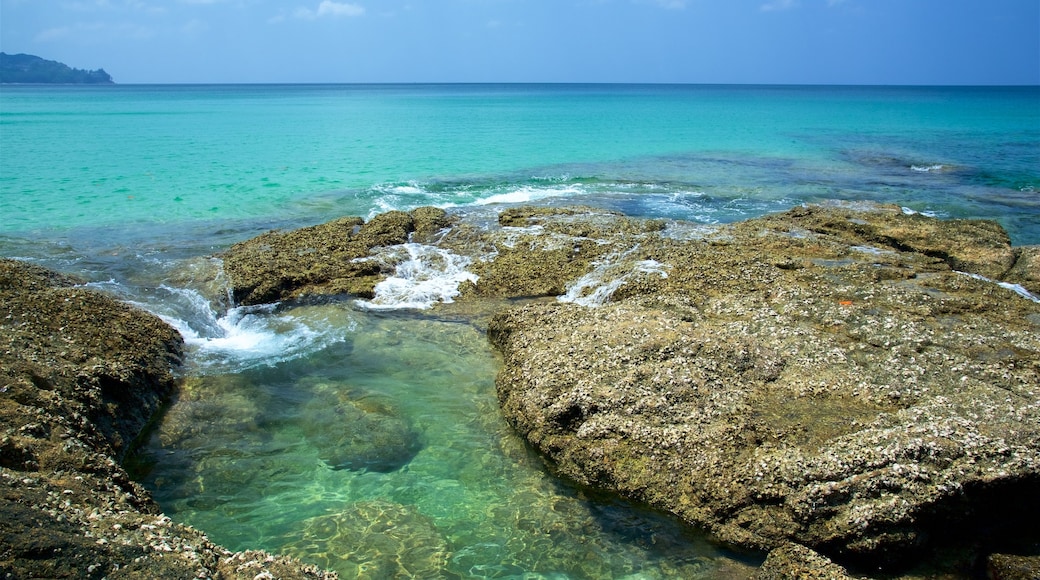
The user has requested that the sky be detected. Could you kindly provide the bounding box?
[1,0,1038,85]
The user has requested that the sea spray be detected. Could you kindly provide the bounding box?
[354,243,478,310]
[128,284,351,374]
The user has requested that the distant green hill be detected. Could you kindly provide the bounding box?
[0,53,113,84]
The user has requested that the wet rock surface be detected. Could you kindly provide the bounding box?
[0,259,335,579]
[223,207,453,306]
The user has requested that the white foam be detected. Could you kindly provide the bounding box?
[474,184,584,206]
[900,207,939,217]
[129,284,347,373]
[355,243,478,310]
[911,164,944,173]
[559,246,671,307]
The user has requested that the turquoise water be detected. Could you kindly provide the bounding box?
[2,84,1039,577]
[3,85,1038,242]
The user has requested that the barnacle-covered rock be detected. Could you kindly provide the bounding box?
[0,259,335,579]
[222,207,454,305]
[485,203,1040,575]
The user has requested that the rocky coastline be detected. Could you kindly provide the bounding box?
[3,201,1039,578]
[0,260,335,578]
[220,202,1040,577]
[476,204,1040,577]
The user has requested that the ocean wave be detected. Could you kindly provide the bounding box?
[473,184,586,206]
[900,206,940,217]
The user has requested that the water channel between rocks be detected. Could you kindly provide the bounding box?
[128,299,761,578]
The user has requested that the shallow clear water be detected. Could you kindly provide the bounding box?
[2,83,1038,577]
[129,303,757,577]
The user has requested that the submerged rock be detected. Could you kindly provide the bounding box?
[300,382,423,472]
[0,259,335,579]
[282,500,450,577]
[483,203,1040,575]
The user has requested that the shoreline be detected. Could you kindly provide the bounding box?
[0,259,335,578]
[3,202,1039,578]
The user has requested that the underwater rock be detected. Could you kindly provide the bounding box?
[283,499,450,577]
[222,207,454,306]
[0,259,335,579]
[301,383,423,472]
[485,204,1040,575]
[156,374,264,449]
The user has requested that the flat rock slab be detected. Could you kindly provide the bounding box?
[484,204,1040,572]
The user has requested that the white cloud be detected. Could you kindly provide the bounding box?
[760,0,798,11]
[295,1,365,19]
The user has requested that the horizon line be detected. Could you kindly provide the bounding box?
[4,80,1039,88]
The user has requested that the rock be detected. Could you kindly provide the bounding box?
[1006,245,1040,297]
[454,206,661,299]
[0,259,335,579]
[155,374,264,450]
[410,205,454,243]
[0,259,182,461]
[763,203,1016,280]
[484,204,1040,574]
[282,500,450,577]
[755,543,854,580]
[300,382,423,472]
[988,553,1040,580]
[222,207,453,306]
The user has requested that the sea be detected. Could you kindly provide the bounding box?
[1,84,1038,578]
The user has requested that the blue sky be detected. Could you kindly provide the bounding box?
[1,0,1038,84]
